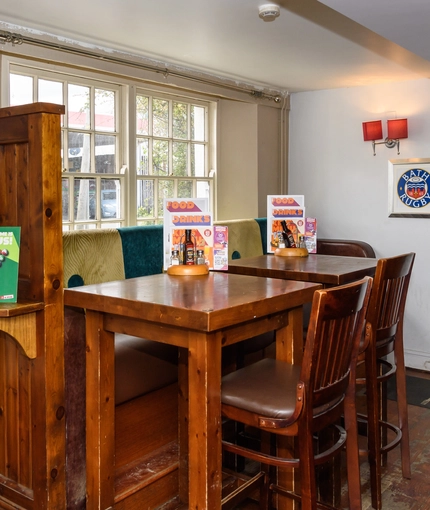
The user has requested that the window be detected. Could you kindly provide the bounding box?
[135,91,212,224]
[10,68,123,230]
[8,60,215,229]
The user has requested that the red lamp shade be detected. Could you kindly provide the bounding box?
[362,120,383,141]
[387,118,408,139]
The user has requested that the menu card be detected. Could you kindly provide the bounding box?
[267,195,305,253]
[163,198,228,270]
[0,227,21,303]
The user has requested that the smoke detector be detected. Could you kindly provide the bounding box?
[258,4,280,22]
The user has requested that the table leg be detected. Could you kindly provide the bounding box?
[187,331,222,509]
[85,311,116,510]
[276,306,304,365]
[178,347,189,504]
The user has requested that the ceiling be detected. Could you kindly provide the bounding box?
[1,0,430,93]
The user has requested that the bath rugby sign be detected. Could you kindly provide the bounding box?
[397,168,430,209]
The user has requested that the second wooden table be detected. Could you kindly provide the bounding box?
[227,253,377,285]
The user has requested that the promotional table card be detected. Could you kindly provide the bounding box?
[267,195,305,253]
[305,217,317,253]
[0,227,21,303]
[163,198,228,270]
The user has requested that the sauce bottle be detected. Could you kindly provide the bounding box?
[184,229,195,265]
[281,220,296,248]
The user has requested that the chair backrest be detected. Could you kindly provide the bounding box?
[301,276,373,412]
[366,252,415,355]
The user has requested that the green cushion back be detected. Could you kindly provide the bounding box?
[118,225,164,278]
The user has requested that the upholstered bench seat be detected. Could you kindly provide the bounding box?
[115,330,275,404]
[115,335,178,405]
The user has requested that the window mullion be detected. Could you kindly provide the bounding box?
[169,99,173,177]
[169,139,173,177]
[188,103,192,177]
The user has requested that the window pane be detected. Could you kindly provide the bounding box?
[137,179,154,218]
[74,178,96,220]
[38,79,63,105]
[196,180,210,200]
[191,143,205,177]
[136,95,149,135]
[191,105,205,141]
[178,180,193,198]
[95,134,116,173]
[10,74,33,105]
[153,98,169,137]
[173,142,187,176]
[76,224,97,231]
[137,139,149,175]
[62,178,70,221]
[95,89,115,132]
[68,132,91,172]
[101,179,119,219]
[153,140,169,175]
[173,102,187,139]
[158,179,174,217]
[68,84,90,129]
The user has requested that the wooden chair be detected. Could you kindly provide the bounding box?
[357,252,415,510]
[221,276,373,510]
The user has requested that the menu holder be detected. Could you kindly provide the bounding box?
[274,247,309,258]
[167,264,209,276]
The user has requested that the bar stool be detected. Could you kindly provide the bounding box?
[357,252,415,510]
[221,276,372,510]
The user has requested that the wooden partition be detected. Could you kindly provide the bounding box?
[0,103,66,509]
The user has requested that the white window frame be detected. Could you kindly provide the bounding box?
[2,54,217,228]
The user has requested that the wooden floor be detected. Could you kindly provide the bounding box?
[234,368,430,509]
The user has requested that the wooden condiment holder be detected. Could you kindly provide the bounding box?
[274,247,309,257]
[167,264,209,275]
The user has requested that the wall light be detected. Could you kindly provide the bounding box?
[362,118,408,156]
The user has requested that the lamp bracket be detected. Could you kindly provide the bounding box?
[384,138,397,149]
[371,137,401,156]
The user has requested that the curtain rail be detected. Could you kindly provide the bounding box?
[0,29,284,103]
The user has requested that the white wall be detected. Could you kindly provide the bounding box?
[217,101,281,220]
[257,105,281,217]
[217,100,259,220]
[289,78,430,370]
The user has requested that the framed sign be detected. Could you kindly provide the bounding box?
[388,158,430,218]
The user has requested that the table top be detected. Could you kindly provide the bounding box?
[227,254,377,285]
[64,272,320,332]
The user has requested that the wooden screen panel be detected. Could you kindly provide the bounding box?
[0,331,33,490]
[0,104,66,509]
[0,143,32,292]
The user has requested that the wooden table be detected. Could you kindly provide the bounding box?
[227,253,377,285]
[64,272,320,509]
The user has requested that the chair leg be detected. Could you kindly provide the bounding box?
[298,432,318,510]
[344,385,363,510]
[394,335,411,480]
[380,373,388,468]
[316,427,341,508]
[365,348,383,510]
[260,467,271,510]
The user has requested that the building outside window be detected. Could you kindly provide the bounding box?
[8,61,215,230]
